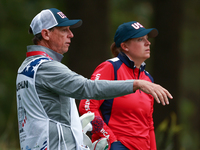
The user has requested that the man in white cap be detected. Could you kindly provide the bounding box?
[16,8,172,150]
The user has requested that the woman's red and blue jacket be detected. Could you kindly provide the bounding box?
[79,52,157,150]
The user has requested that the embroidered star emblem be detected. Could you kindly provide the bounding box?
[39,59,48,64]
[25,64,31,72]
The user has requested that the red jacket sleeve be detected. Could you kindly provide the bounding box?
[79,61,118,143]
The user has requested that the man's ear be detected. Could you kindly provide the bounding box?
[41,29,50,40]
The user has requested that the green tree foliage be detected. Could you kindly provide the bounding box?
[0,0,63,149]
[0,0,199,149]
[179,0,200,149]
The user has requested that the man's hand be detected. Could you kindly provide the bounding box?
[133,80,173,105]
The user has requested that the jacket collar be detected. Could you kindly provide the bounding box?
[117,52,146,71]
[27,45,64,62]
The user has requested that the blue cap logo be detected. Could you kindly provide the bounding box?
[131,22,144,29]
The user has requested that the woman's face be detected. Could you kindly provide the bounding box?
[123,35,151,65]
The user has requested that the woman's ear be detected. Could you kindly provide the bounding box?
[120,42,129,52]
[41,29,50,40]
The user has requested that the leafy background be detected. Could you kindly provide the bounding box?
[0,0,199,149]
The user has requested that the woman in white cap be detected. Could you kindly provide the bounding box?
[79,21,163,150]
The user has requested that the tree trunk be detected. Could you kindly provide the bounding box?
[65,0,110,78]
[64,1,110,114]
[152,0,183,149]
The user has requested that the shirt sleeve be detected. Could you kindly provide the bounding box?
[79,61,118,144]
[35,60,134,100]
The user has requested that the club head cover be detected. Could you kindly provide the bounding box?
[91,116,104,134]
[91,138,108,150]
[83,122,92,133]
[80,112,95,129]
[82,132,92,149]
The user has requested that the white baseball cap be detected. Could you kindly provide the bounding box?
[29,8,82,35]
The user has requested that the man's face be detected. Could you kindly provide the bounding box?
[48,26,74,54]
